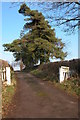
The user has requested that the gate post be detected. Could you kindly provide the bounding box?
[6,67,11,85]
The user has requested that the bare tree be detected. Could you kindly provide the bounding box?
[10,2,80,33]
[44,2,80,33]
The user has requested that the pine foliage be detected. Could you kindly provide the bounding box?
[3,3,67,68]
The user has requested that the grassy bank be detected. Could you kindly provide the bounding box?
[2,71,16,117]
[31,65,80,96]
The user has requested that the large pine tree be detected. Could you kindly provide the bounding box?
[3,3,67,68]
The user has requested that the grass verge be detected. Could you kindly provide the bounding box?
[31,68,80,96]
[2,71,16,117]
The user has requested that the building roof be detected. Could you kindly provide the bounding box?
[0,59,9,68]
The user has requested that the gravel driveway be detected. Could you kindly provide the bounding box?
[6,72,78,118]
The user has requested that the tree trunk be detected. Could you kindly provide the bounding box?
[20,59,23,71]
[40,58,43,65]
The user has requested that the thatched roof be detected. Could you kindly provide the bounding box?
[0,59,9,68]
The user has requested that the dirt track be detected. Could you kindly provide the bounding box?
[6,72,78,118]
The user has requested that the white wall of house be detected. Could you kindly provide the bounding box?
[13,65,20,71]
[12,61,25,71]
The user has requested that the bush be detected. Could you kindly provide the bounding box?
[31,59,80,96]
[59,78,80,96]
